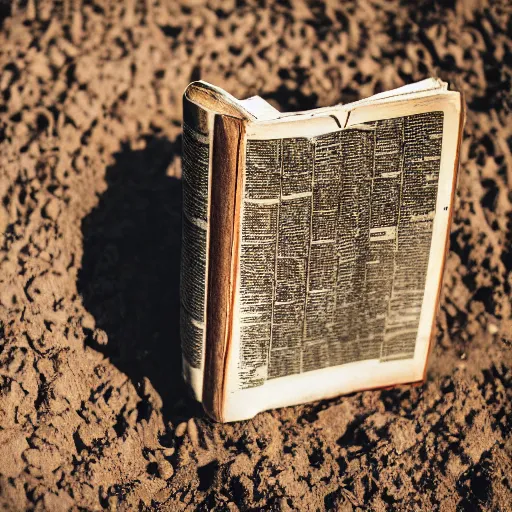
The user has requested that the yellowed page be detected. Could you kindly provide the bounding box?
[220,91,461,422]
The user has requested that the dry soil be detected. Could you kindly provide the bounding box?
[0,1,511,511]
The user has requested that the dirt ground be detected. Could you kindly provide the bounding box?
[0,0,511,510]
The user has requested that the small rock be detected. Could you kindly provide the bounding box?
[488,323,498,335]
[0,70,12,91]
[49,46,66,68]
[187,418,199,447]
[157,459,174,480]
[390,419,417,455]
[93,328,108,345]
[401,59,413,75]
[175,422,187,438]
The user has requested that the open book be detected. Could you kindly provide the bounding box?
[181,78,464,422]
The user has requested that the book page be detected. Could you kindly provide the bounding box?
[222,92,462,421]
[180,100,213,400]
[236,111,443,387]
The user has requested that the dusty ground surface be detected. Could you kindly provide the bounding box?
[0,0,511,510]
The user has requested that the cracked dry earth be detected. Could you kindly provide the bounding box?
[0,0,511,510]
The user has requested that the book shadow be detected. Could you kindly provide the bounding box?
[78,135,203,425]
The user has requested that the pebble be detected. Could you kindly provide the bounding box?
[93,328,108,346]
[49,46,66,68]
[488,323,499,334]
[175,422,187,437]
[158,459,174,480]
[187,418,199,447]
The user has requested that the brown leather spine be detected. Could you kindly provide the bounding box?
[202,115,245,422]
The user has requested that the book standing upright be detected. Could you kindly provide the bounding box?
[180,78,464,422]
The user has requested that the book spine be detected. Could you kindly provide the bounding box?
[202,114,246,422]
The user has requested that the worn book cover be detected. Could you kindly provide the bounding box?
[180,78,464,422]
